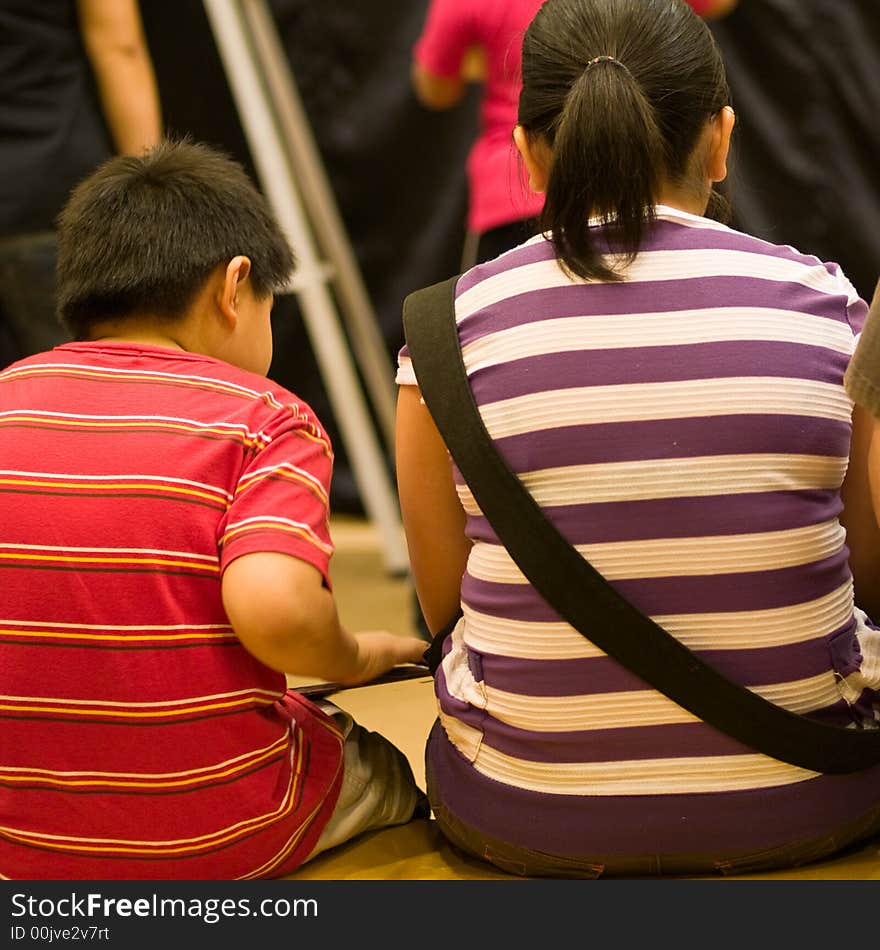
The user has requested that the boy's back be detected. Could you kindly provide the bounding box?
[0,138,427,880]
[0,340,344,878]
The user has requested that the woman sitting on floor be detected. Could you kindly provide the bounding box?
[395,0,880,878]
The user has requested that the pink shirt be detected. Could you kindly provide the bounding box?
[414,0,545,234]
[686,0,718,14]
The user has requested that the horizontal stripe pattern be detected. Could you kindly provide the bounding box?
[0,730,307,857]
[478,377,852,438]
[235,462,329,505]
[477,639,853,698]
[0,619,237,649]
[479,672,846,730]
[0,734,290,793]
[0,342,342,878]
[513,454,845,504]
[220,516,334,556]
[458,584,855,659]
[453,247,858,320]
[465,521,846,582]
[403,207,880,855]
[0,408,271,443]
[0,687,281,723]
[438,711,819,794]
[0,362,333,455]
[0,542,220,576]
[461,310,856,372]
[0,470,232,507]
[456,276,860,342]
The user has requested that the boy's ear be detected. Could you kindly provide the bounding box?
[218,255,252,325]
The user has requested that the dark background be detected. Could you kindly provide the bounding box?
[711,0,880,301]
[139,0,880,512]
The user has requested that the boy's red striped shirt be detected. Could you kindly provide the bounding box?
[0,342,343,880]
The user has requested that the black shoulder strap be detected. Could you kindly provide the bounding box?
[402,275,880,775]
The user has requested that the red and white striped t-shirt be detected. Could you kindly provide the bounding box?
[0,342,344,879]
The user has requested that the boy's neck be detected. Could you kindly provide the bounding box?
[87,316,191,354]
[88,333,189,352]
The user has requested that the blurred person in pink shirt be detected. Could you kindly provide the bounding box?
[687,0,739,18]
[410,2,737,272]
[411,0,546,269]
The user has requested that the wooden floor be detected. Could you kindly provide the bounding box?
[285,516,880,881]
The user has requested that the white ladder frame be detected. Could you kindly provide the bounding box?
[202,0,408,573]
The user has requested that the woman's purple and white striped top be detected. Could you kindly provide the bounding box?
[396,205,880,858]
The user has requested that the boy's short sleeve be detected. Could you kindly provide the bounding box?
[217,408,335,588]
[413,0,478,79]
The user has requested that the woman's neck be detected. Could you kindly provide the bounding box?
[655,179,712,217]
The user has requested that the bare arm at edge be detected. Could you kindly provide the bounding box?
[396,384,472,634]
[77,0,163,155]
[840,404,880,619]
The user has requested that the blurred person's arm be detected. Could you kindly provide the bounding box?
[412,44,485,111]
[77,0,162,155]
[840,405,880,619]
[396,384,472,634]
[411,0,477,111]
[411,61,467,110]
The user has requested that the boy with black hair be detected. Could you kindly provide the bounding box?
[0,138,427,880]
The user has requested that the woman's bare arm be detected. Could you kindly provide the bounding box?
[840,405,880,619]
[77,0,162,155]
[396,384,472,634]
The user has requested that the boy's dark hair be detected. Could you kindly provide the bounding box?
[518,0,730,281]
[56,138,295,338]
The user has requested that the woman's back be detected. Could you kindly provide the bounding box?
[448,206,867,700]
[399,208,880,869]
[397,0,880,876]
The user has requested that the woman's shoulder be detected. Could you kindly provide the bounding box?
[651,207,863,303]
[456,233,555,294]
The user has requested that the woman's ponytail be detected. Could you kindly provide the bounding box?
[542,59,666,281]
[518,0,731,282]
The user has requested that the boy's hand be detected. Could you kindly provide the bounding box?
[338,631,429,687]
